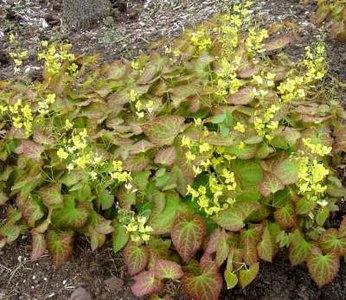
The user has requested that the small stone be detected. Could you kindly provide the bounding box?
[104,276,124,292]
[70,287,92,300]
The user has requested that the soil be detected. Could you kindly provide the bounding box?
[0,0,346,299]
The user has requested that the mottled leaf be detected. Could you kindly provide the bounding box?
[131,269,164,297]
[31,229,46,261]
[154,146,177,166]
[123,242,149,275]
[259,172,285,197]
[47,230,73,267]
[37,183,63,207]
[154,258,184,280]
[239,262,260,288]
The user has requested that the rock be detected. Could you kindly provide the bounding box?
[70,287,92,300]
[104,276,124,292]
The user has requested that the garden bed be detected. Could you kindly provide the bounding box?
[0,0,346,299]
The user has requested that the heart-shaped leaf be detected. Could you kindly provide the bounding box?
[142,115,185,146]
[224,270,238,289]
[131,269,164,297]
[47,230,73,267]
[154,258,184,280]
[259,172,285,197]
[37,183,63,207]
[257,226,274,262]
[319,229,346,256]
[239,262,259,288]
[123,242,149,275]
[289,230,311,266]
[172,214,206,262]
[154,147,177,166]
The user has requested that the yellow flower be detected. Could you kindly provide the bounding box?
[234,122,246,133]
[57,148,69,160]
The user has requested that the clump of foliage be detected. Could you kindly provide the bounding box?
[1,1,346,299]
[302,0,346,41]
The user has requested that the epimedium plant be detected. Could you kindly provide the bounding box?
[1,1,346,299]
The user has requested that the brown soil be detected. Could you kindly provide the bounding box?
[0,0,346,299]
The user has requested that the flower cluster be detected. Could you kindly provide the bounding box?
[38,93,56,115]
[38,42,76,76]
[8,33,29,73]
[129,89,154,119]
[121,213,153,243]
[253,104,280,141]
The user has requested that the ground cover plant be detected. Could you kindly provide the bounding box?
[1,1,346,299]
[301,0,346,41]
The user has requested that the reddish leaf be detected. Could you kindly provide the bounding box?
[307,252,340,288]
[273,158,298,185]
[264,35,296,51]
[123,242,149,275]
[319,229,346,256]
[37,183,63,207]
[142,116,185,146]
[183,263,222,300]
[228,87,255,105]
[122,153,150,172]
[332,126,346,154]
[154,258,184,280]
[129,140,156,155]
[259,172,285,197]
[172,214,206,262]
[30,229,46,261]
[47,230,73,267]
[289,230,311,266]
[274,203,296,229]
[131,269,164,297]
[239,262,260,288]
[15,140,45,162]
[154,147,177,166]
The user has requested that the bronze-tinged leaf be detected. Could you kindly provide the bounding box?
[228,87,255,105]
[171,214,206,262]
[33,129,54,146]
[274,203,296,229]
[131,269,164,297]
[122,153,150,172]
[332,125,346,154]
[31,229,46,261]
[47,230,74,267]
[154,146,177,166]
[264,35,297,51]
[307,251,340,288]
[123,242,149,275]
[154,258,184,280]
[257,226,274,262]
[129,140,155,155]
[15,140,45,162]
[142,115,185,146]
[183,262,222,300]
[103,60,131,80]
[319,228,346,256]
[259,172,285,197]
[37,183,63,207]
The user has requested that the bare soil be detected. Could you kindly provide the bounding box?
[0,0,346,299]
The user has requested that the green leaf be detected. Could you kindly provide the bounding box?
[16,194,45,228]
[123,242,149,275]
[142,115,185,146]
[37,183,63,207]
[132,170,151,192]
[117,185,136,210]
[273,158,298,185]
[51,197,89,229]
[98,189,114,210]
[231,160,263,187]
[112,222,129,253]
[319,229,346,256]
[30,230,46,261]
[148,192,188,234]
[257,226,274,262]
[239,263,259,288]
[171,214,206,262]
[0,224,21,243]
[211,113,226,124]
[259,172,285,197]
[224,270,238,289]
[183,263,222,300]
[131,270,163,297]
[154,258,184,280]
[316,207,330,226]
[307,251,340,288]
[122,153,150,172]
[296,196,316,215]
[47,230,73,267]
[212,201,259,231]
[289,230,311,266]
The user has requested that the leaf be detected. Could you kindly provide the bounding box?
[183,263,222,300]
[117,185,136,210]
[274,203,296,229]
[171,214,206,262]
[112,222,129,253]
[30,229,46,261]
[289,230,311,266]
[154,258,184,280]
[257,226,274,262]
[142,115,185,146]
[98,189,114,210]
[239,262,260,288]
[215,230,230,266]
[319,229,346,256]
[259,172,285,197]
[154,147,177,166]
[37,183,63,207]
[228,87,255,105]
[212,201,259,231]
[148,192,188,234]
[307,252,340,288]
[15,140,45,162]
[224,270,238,289]
[47,230,73,267]
[264,35,296,51]
[131,270,164,297]
[231,160,263,187]
[129,140,156,155]
[51,197,89,229]
[123,242,149,275]
[16,194,45,228]
[122,153,150,172]
[273,158,298,185]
